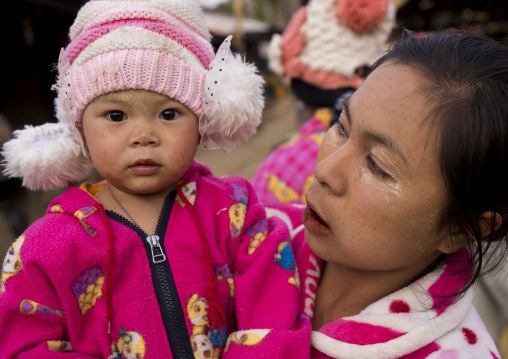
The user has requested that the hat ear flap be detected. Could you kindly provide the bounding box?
[2,123,93,190]
[199,37,265,152]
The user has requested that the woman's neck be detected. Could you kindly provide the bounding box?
[312,257,440,330]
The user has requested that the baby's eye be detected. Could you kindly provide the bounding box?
[160,109,180,121]
[105,111,126,122]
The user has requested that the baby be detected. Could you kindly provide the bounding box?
[0,1,310,358]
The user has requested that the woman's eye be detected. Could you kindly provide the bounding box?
[336,120,348,138]
[367,155,391,180]
[105,111,126,122]
[160,109,180,121]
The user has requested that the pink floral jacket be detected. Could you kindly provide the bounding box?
[0,161,310,359]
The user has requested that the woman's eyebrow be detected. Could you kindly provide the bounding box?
[343,97,409,167]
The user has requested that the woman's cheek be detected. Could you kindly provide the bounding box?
[316,129,344,163]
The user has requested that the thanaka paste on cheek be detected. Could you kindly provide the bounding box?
[370,147,404,181]
[360,166,402,198]
[324,127,342,148]
[410,205,443,252]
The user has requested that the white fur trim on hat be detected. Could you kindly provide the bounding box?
[199,36,265,152]
[1,123,93,191]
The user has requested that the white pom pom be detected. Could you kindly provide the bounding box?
[1,123,93,191]
[267,34,284,77]
[200,38,265,152]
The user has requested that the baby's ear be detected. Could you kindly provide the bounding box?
[437,211,503,254]
[74,122,88,153]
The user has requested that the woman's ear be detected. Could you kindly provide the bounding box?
[437,211,503,254]
[478,211,502,239]
[437,234,466,254]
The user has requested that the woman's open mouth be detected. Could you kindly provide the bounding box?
[302,205,330,235]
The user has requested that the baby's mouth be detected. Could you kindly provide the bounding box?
[131,159,159,167]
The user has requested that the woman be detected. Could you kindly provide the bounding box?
[280,30,508,358]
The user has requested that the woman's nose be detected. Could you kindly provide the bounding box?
[314,144,350,196]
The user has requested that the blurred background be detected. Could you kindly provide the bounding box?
[2,0,508,236]
[1,0,508,354]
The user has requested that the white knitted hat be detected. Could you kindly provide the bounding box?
[2,0,265,190]
[268,0,396,90]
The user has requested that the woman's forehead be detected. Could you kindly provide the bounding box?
[348,63,440,165]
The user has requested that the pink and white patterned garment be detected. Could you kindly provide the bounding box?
[267,203,502,359]
[251,108,332,205]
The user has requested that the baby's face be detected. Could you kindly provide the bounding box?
[78,90,200,196]
[303,63,452,282]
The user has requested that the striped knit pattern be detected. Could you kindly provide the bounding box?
[57,0,214,124]
[71,0,210,40]
[71,49,205,117]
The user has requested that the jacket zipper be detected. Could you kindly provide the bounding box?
[107,191,194,359]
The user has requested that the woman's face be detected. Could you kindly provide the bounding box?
[303,63,453,277]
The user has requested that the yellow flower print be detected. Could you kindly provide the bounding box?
[264,174,300,203]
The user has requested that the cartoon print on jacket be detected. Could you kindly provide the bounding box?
[228,184,249,238]
[216,265,235,298]
[176,181,197,207]
[187,293,220,359]
[274,241,300,287]
[1,235,26,292]
[74,207,98,236]
[71,265,105,314]
[19,299,65,317]
[245,218,268,255]
[50,204,65,213]
[47,340,72,353]
[109,327,146,359]
[224,329,271,352]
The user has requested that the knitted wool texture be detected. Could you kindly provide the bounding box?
[57,0,214,127]
[268,0,396,90]
[2,0,265,190]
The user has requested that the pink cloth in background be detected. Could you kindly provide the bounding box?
[251,108,332,205]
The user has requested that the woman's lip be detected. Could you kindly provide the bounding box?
[302,205,331,235]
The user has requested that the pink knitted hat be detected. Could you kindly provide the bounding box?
[268,0,396,90]
[2,0,265,190]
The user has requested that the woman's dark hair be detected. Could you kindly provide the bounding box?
[370,29,508,296]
